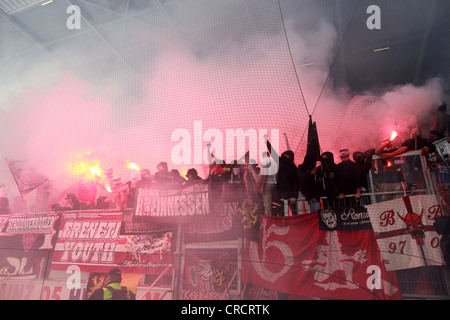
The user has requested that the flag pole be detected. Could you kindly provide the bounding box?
[402,196,428,266]
[283,132,291,150]
[419,245,428,266]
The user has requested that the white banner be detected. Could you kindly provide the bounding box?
[367,195,446,271]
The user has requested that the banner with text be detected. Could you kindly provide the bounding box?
[51,211,172,274]
[0,213,58,280]
[134,182,209,218]
[318,206,372,231]
[0,214,57,235]
[367,195,446,271]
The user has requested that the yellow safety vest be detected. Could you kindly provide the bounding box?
[102,283,130,300]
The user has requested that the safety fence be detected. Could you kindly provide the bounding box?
[1,148,449,300]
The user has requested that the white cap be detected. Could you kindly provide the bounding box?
[261,157,271,168]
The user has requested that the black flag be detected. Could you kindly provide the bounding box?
[303,116,321,171]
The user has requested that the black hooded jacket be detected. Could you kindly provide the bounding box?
[316,152,338,200]
[352,149,374,191]
[298,163,320,201]
[277,150,299,199]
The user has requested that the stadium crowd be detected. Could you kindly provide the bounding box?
[0,103,448,216]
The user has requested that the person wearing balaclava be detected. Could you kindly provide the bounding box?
[186,168,202,183]
[352,149,374,205]
[315,151,338,208]
[352,149,374,192]
[153,162,171,190]
[275,150,299,216]
[335,148,361,208]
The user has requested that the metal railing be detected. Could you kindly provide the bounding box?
[285,149,438,216]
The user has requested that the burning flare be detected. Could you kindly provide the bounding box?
[90,166,102,177]
[390,131,398,141]
[126,162,140,171]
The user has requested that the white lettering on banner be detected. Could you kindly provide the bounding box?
[57,218,122,264]
[60,221,121,239]
[5,257,35,277]
[54,213,174,272]
[341,207,369,221]
[5,215,56,234]
[367,195,446,271]
[135,187,209,217]
[59,241,116,263]
[249,219,293,282]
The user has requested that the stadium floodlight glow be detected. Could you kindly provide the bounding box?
[0,0,47,14]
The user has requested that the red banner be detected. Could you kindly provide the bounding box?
[242,213,402,300]
[51,211,172,274]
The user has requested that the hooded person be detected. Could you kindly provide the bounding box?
[65,193,81,210]
[275,150,299,216]
[169,169,187,186]
[140,169,152,185]
[335,148,362,207]
[352,149,374,192]
[186,168,202,183]
[153,162,171,189]
[353,149,375,205]
[316,151,338,208]
[297,157,322,213]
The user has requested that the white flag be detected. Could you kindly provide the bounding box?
[367,195,446,271]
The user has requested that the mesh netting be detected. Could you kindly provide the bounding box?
[0,0,449,195]
[0,0,450,301]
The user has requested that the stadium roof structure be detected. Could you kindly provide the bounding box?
[0,0,450,195]
[1,1,449,90]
